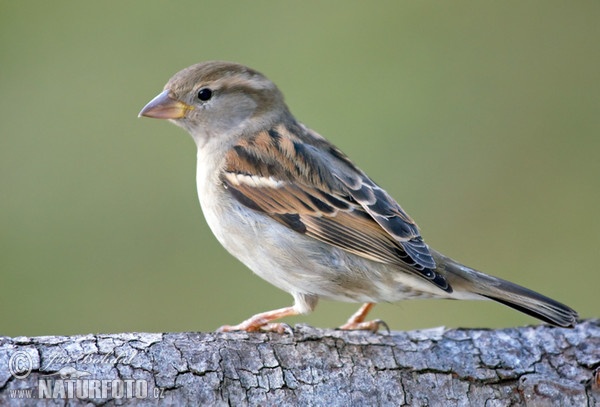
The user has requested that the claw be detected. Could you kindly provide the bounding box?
[373,319,390,334]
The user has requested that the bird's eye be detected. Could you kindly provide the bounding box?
[197,88,213,101]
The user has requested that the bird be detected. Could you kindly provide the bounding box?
[138,61,578,332]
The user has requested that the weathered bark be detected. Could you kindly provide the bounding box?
[1,320,598,406]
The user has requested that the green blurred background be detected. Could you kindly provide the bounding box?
[1,1,598,336]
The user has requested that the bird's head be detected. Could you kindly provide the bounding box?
[139,61,287,147]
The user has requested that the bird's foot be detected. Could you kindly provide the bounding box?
[337,318,389,333]
[337,302,390,333]
[217,322,293,334]
[217,306,298,333]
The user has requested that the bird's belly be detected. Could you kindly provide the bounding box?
[196,165,449,303]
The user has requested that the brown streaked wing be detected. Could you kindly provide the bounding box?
[223,174,406,265]
[221,126,450,292]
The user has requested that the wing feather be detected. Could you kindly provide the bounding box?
[221,124,450,292]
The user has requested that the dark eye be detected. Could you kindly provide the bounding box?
[197,88,213,101]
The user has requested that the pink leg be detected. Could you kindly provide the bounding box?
[338,303,388,332]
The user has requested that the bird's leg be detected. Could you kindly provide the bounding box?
[217,306,299,334]
[338,302,389,332]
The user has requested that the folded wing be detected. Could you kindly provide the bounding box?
[221,124,451,292]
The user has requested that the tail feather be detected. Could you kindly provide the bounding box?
[478,288,578,328]
[435,251,578,328]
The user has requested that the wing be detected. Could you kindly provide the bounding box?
[221,123,450,292]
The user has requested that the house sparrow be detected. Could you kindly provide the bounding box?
[139,61,578,332]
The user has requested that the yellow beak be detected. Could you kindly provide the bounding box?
[138,90,193,119]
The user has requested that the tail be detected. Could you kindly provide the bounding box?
[434,251,578,328]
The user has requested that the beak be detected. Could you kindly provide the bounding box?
[138,90,193,119]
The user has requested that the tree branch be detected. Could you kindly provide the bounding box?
[1,320,599,405]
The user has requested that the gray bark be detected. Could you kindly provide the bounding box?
[1,320,599,406]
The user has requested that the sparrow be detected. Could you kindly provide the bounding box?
[139,61,578,332]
